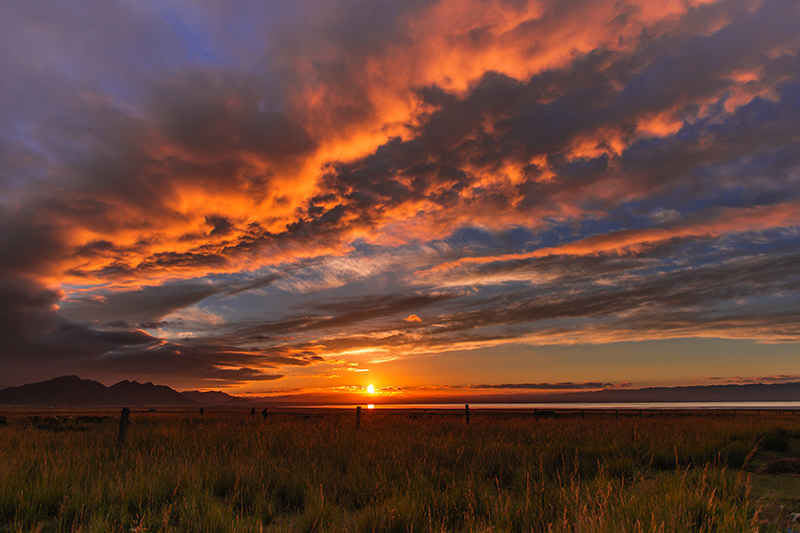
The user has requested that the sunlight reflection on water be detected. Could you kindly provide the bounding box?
[287,401,800,410]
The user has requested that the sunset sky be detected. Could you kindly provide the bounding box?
[1,0,799,400]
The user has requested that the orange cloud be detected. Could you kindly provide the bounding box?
[33,0,778,299]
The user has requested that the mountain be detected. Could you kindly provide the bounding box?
[363,383,800,405]
[232,382,800,406]
[3,376,800,407]
[0,375,197,407]
[529,383,800,403]
[109,380,196,406]
[181,390,246,406]
[0,375,115,406]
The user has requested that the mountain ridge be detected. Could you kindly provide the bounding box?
[1,376,800,407]
[0,375,196,407]
[181,390,246,406]
[526,382,800,403]
[241,382,800,405]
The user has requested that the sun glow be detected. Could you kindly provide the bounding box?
[367,384,375,394]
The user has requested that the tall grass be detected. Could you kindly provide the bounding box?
[0,410,790,532]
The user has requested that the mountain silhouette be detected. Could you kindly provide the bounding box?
[527,383,800,403]
[0,375,197,406]
[109,380,196,406]
[3,375,800,407]
[181,390,246,406]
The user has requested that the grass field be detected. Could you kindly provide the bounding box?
[1,408,799,532]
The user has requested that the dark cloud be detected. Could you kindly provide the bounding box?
[81,341,291,386]
[0,270,315,386]
[150,71,317,163]
[0,276,61,338]
[59,282,220,325]
[206,216,234,237]
[223,270,295,296]
[0,211,73,278]
[429,250,800,338]
[0,301,306,387]
[303,292,462,331]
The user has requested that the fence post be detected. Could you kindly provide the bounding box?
[615,410,618,421]
[356,406,361,431]
[581,410,584,420]
[116,407,130,452]
[465,404,470,425]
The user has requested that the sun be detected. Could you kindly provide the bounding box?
[367,384,375,394]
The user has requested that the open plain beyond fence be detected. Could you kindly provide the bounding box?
[2,408,800,532]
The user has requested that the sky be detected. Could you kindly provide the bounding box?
[1,0,799,401]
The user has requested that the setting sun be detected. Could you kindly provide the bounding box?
[367,384,375,394]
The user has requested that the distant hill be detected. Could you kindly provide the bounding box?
[3,376,800,407]
[231,382,800,406]
[528,382,800,403]
[0,375,197,407]
[181,390,246,406]
[109,380,196,406]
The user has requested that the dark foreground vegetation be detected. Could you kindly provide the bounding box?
[1,408,799,532]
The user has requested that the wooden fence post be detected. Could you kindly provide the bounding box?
[356,406,361,431]
[465,404,470,425]
[116,407,130,452]
[615,410,618,421]
[581,410,584,420]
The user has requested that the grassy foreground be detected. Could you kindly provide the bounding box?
[0,409,797,532]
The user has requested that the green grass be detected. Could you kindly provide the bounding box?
[0,409,796,532]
